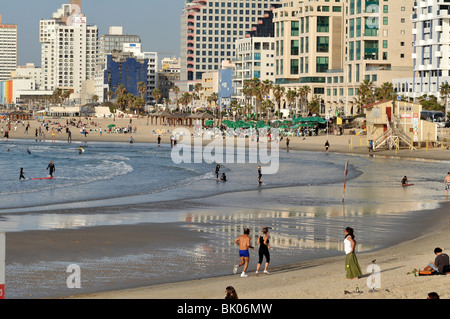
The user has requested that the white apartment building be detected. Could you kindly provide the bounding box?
[179,0,281,93]
[273,0,414,116]
[233,37,275,103]
[0,14,17,81]
[39,2,98,101]
[393,0,450,104]
[12,63,43,90]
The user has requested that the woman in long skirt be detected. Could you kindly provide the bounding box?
[344,227,362,279]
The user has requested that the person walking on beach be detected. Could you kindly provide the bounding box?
[258,165,263,185]
[19,168,26,180]
[233,228,254,278]
[325,140,330,153]
[157,135,161,147]
[344,227,362,279]
[46,161,56,177]
[286,137,290,149]
[255,227,271,276]
[445,172,450,199]
[215,164,221,180]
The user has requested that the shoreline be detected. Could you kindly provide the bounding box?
[2,118,450,299]
[2,117,450,163]
[68,204,449,299]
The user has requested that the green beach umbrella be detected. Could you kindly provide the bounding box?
[205,120,214,126]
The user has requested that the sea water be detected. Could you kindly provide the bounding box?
[1,138,449,298]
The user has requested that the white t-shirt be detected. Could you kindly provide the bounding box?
[344,236,353,255]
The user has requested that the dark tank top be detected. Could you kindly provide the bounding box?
[259,235,269,251]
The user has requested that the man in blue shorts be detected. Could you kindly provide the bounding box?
[233,228,254,277]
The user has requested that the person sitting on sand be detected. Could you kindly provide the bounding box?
[220,173,227,182]
[426,247,449,274]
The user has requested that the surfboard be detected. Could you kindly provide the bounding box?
[30,177,54,180]
[402,184,414,187]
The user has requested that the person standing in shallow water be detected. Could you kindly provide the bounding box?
[344,227,362,279]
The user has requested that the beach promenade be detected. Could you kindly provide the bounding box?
[2,117,450,299]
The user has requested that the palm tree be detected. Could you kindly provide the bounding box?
[106,90,114,102]
[286,89,298,118]
[297,86,311,116]
[194,83,203,101]
[179,92,191,113]
[356,79,375,114]
[115,84,127,101]
[137,81,147,101]
[134,97,145,113]
[439,82,450,121]
[272,85,285,117]
[252,78,264,120]
[126,93,136,113]
[52,88,63,105]
[163,98,171,111]
[172,85,180,110]
[92,95,99,104]
[308,95,321,115]
[62,90,71,105]
[152,88,162,106]
[375,82,396,102]
[242,79,254,117]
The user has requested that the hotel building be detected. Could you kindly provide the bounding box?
[0,14,17,82]
[393,0,450,105]
[179,0,281,92]
[273,0,414,116]
[39,1,98,100]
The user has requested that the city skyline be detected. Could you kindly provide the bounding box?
[1,0,185,66]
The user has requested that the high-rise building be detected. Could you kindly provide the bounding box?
[232,37,275,104]
[179,0,281,92]
[273,0,344,115]
[97,26,141,70]
[393,0,450,106]
[39,1,98,99]
[328,0,414,116]
[159,57,181,100]
[0,14,18,81]
[273,0,414,116]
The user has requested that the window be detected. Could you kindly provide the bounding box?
[291,40,299,55]
[291,21,299,36]
[291,59,299,75]
[316,57,329,73]
[316,37,329,53]
[317,16,329,32]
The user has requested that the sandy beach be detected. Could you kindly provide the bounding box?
[68,216,449,300]
[2,117,450,300]
[2,116,450,161]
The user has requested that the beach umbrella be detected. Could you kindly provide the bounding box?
[279,125,289,129]
[205,120,214,126]
[107,124,116,128]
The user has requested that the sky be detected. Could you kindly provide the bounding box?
[0,0,186,66]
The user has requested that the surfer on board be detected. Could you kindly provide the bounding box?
[401,176,409,186]
[19,168,26,180]
[46,161,56,177]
